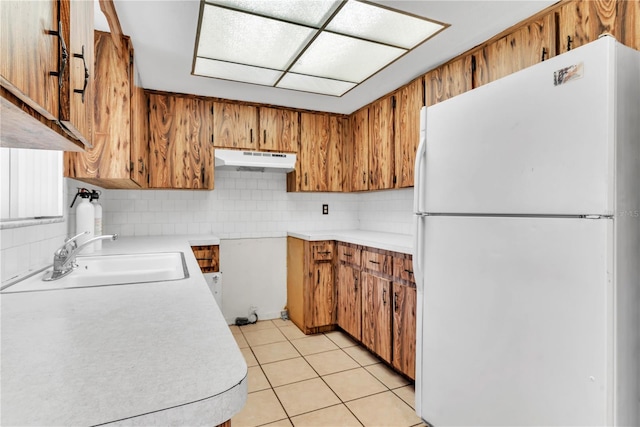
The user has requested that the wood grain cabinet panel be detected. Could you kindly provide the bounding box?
[130,85,149,188]
[394,78,423,188]
[392,282,416,379]
[337,263,361,341]
[369,95,395,190]
[191,245,220,273]
[361,271,392,363]
[287,238,336,334]
[345,107,369,192]
[425,55,473,106]
[259,107,299,152]
[557,0,639,53]
[474,14,555,87]
[148,94,213,189]
[0,0,59,121]
[58,0,94,146]
[65,32,141,188]
[213,102,258,149]
[297,112,343,192]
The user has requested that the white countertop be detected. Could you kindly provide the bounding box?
[0,235,246,426]
[287,229,413,254]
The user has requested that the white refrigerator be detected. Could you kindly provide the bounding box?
[413,36,640,426]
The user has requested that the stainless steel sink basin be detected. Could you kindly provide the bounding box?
[1,252,189,293]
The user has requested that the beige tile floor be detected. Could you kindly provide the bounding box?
[230,320,425,427]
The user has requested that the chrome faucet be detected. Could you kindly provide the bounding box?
[43,233,118,281]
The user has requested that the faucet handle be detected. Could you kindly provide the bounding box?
[66,231,89,243]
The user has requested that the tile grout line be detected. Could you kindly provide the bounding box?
[238,321,420,427]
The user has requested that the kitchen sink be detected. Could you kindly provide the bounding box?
[1,252,189,293]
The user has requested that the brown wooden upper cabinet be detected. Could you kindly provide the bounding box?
[148,93,213,189]
[369,95,395,190]
[344,107,370,192]
[65,32,149,189]
[259,107,299,153]
[394,78,424,189]
[556,1,640,54]
[1,1,59,122]
[473,13,555,88]
[213,102,258,150]
[425,54,473,106]
[295,112,343,192]
[58,0,94,147]
[1,0,93,149]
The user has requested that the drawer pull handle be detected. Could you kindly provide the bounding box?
[394,292,398,312]
[404,269,413,274]
[343,253,352,257]
[318,251,331,255]
[369,260,380,265]
[382,289,387,304]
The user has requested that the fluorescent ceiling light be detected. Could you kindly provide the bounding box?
[193,0,447,97]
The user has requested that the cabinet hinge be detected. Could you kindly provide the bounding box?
[391,96,396,109]
[393,175,397,185]
[471,55,477,72]
[211,105,214,115]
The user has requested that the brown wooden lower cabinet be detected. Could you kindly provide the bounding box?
[286,237,336,334]
[361,271,392,363]
[190,245,219,273]
[392,282,417,380]
[336,263,361,341]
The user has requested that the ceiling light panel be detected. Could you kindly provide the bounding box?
[290,31,406,83]
[198,4,316,70]
[277,73,356,96]
[326,1,444,49]
[206,0,341,27]
[194,57,283,86]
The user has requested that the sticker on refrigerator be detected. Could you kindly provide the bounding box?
[553,63,584,86]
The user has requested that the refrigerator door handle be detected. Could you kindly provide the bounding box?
[413,106,428,214]
[413,215,425,293]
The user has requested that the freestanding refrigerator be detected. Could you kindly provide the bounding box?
[413,36,640,426]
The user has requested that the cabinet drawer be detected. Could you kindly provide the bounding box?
[393,255,415,284]
[338,245,361,267]
[311,241,334,261]
[362,250,392,275]
[191,245,220,272]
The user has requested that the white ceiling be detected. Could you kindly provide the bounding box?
[96,0,556,114]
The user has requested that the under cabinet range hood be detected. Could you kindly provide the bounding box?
[214,149,296,173]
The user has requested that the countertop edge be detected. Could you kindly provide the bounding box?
[287,230,413,254]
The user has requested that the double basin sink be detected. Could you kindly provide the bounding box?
[1,252,189,293]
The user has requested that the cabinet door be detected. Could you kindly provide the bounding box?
[149,94,213,189]
[259,107,299,152]
[65,32,134,187]
[474,14,555,87]
[306,261,334,329]
[337,263,361,340]
[130,86,149,188]
[557,1,640,54]
[425,55,473,106]
[0,0,59,120]
[369,95,395,190]
[58,0,94,146]
[392,283,416,379]
[361,272,392,362]
[299,112,343,192]
[394,78,423,188]
[213,102,258,149]
[346,107,369,192]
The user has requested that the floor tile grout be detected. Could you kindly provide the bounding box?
[238,320,419,427]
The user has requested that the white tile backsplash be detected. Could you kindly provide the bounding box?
[2,172,413,282]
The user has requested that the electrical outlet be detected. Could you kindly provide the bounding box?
[322,204,329,215]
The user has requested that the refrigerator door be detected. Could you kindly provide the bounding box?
[424,37,615,215]
[419,216,612,426]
